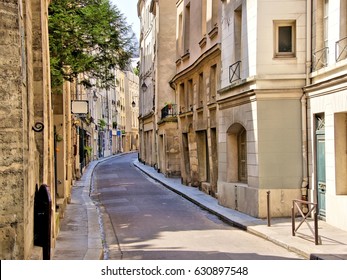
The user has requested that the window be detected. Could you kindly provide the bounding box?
[274,21,296,58]
[188,79,193,111]
[336,1,347,61]
[198,72,204,107]
[234,6,242,62]
[313,1,329,69]
[207,0,219,31]
[179,83,186,113]
[227,123,247,183]
[341,0,347,39]
[177,13,183,58]
[238,128,247,182]
[184,3,191,53]
[335,113,347,195]
[209,65,217,102]
[201,0,207,36]
[323,0,329,49]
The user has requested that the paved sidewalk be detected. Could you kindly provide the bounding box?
[52,154,347,260]
[52,159,106,260]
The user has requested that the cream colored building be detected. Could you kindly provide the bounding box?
[138,0,156,166]
[114,69,126,152]
[138,0,180,176]
[217,0,307,218]
[124,70,139,152]
[304,0,347,230]
[170,0,221,194]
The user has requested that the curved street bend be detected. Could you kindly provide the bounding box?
[92,153,303,260]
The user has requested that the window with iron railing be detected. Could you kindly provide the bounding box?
[313,47,329,71]
[229,61,241,83]
[161,104,177,119]
[336,36,347,62]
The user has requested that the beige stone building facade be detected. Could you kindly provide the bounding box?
[138,0,156,166]
[170,0,221,195]
[124,70,139,152]
[138,0,180,177]
[217,0,307,218]
[0,0,55,259]
[137,0,347,232]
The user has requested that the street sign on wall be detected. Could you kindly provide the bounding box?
[71,100,89,114]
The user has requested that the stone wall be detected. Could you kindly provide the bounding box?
[0,0,53,259]
[0,0,27,260]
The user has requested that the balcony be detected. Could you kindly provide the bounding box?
[336,36,347,62]
[161,104,177,119]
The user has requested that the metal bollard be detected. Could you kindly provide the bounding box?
[267,191,271,227]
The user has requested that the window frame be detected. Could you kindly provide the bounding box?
[273,20,296,58]
[226,123,248,184]
[238,128,247,183]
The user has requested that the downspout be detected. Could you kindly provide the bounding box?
[301,92,308,206]
[301,0,312,213]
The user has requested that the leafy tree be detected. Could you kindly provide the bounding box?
[133,60,140,76]
[48,0,137,89]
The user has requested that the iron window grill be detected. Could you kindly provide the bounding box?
[313,47,329,71]
[336,36,347,62]
[229,61,241,83]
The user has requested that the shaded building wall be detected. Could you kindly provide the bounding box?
[172,0,221,195]
[154,0,181,177]
[138,0,156,165]
[0,0,53,259]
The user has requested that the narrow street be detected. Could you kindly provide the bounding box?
[92,153,303,260]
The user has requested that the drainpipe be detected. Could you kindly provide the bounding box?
[301,94,308,208]
[301,0,313,213]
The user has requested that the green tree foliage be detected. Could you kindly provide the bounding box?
[49,0,137,89]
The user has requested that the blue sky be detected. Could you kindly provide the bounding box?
[110,0,140,39]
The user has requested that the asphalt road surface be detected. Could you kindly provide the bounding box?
[92,153,303,260]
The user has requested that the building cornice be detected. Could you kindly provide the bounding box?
[304,73,347,97]
[218,87,303,110]
[170,43,221,84]
[139,110,154,121]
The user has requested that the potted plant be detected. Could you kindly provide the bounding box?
[84,146,93,163]
[98,119,107,130]
[165,102,173,109]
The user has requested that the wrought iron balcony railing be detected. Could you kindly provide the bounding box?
[161,104,177,119]
[313,47,329,71]
[336,36,347,62]
[229,61,241,83]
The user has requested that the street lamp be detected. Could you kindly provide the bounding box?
[93,91,98,102]
[141,82,147,92]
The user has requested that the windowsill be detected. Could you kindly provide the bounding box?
[273,54,296,59]
[208,26,218,39]
[179,110,193,117]
[226,181,249,188]
[309,58,347,79]
[181,51,190,61]
[199,36,207,48]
